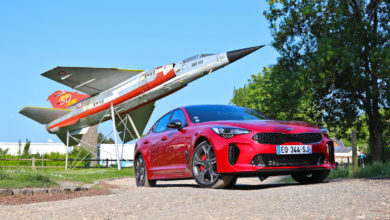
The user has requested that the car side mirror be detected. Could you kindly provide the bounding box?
[167,119,183,130]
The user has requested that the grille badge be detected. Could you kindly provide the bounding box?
[286,127,294,131]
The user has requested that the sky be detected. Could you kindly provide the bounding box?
[0,0,278,143]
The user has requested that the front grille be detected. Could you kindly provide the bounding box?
[252,133,322,144]
[251,153,325,167]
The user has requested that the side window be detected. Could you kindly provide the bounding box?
[152,121,159,133]
[170,109,188,127]
[154,112,172,133]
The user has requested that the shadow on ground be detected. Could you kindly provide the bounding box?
[153,181,326,190]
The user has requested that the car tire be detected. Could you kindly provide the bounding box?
[191,141,233,189]
[291,171,330,184]
[135,154,156,187]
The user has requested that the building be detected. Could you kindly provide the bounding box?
[332,138,363,164]
[334,146,361,164]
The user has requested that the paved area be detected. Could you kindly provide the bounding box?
[1,177,389,219]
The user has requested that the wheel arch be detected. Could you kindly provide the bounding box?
[193,136,210,149]
[134,145,153,178]
[191,135,224,173]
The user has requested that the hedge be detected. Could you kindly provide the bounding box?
[0,147,92,167]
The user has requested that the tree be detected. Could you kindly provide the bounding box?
[17,139,21,156]
[0,148,9,157]
[98,132,114,144]
[232,66,321,123]
[22,139,31,157]
[260,0,389,161]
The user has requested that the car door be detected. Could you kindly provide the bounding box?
[165,109,192,173]
[147,112,172,171]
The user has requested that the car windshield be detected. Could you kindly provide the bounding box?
[184,105,269,123]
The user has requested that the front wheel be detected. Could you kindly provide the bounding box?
[134,155,156,187]
[191,141,233,189]
[291,171,330,184]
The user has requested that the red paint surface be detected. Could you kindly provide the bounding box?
[47,90,90,109]
[49,67,176,130]
[135,108,336,180]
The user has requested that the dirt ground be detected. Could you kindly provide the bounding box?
[1,177,389,219]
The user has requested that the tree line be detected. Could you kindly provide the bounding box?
[232,0,389,161]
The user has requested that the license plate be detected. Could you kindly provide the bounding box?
[276,145,312,155]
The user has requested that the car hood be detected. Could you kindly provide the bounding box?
[198,120,321,133]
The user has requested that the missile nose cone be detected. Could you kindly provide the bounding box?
[226,45,265,63]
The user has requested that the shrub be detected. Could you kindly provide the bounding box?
[329,167,351,179]
[0,146,92,168]
[357,161,390,178]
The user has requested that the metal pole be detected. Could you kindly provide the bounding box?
[111,103,121,170]
[127,114,141,139]
[351,129,358,177]
[65,130,69,171]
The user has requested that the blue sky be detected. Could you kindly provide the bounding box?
[0,0,278,143]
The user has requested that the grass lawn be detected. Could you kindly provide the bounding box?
[329,161,390,179]
[0,168,134,188]
[280,161,390,183]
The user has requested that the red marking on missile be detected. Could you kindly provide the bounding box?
[49,68,176,130]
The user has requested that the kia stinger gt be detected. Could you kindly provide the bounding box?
[134,105,336,188]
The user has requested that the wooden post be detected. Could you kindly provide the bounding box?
[351,130,358,177]
[32,157,35,170]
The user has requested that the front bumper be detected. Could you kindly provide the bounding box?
[208,132,336,175]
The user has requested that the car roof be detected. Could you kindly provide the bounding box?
[178,104,242,109]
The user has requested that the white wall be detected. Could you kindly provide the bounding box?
[99,144,135,167]
[0,142,67,155]
[0,142,134,160]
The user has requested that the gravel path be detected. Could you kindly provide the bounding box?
[1,177,389,219]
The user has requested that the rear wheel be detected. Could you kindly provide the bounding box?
[135,155,156,187]
[291,171,330,184]
[191,141,233,189]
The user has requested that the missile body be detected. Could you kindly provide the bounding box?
[46,46,263,134]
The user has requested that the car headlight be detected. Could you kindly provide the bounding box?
[320,127,329,136]
[211,127,251,139]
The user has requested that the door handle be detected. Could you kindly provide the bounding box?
[161,136,167,141]
[143,140,149,144]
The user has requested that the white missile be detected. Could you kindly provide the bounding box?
[19,45,264,145]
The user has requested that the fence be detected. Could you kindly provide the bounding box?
[0,158,133,169]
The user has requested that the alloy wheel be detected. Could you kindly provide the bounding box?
[135,156,146,186]
[192,142,220,185]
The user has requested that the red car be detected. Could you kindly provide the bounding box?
[134,105,336,188]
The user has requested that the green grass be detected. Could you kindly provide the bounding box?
[330,161,390,179]
[280,162,390,183]
[42,168,134,183]
[0,168,134,188]
[0,169,58,188]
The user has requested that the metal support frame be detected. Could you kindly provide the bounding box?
[65,130,69,171]
[64,103,140,170]
[128,114,141,139]
[111,103,121,170]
